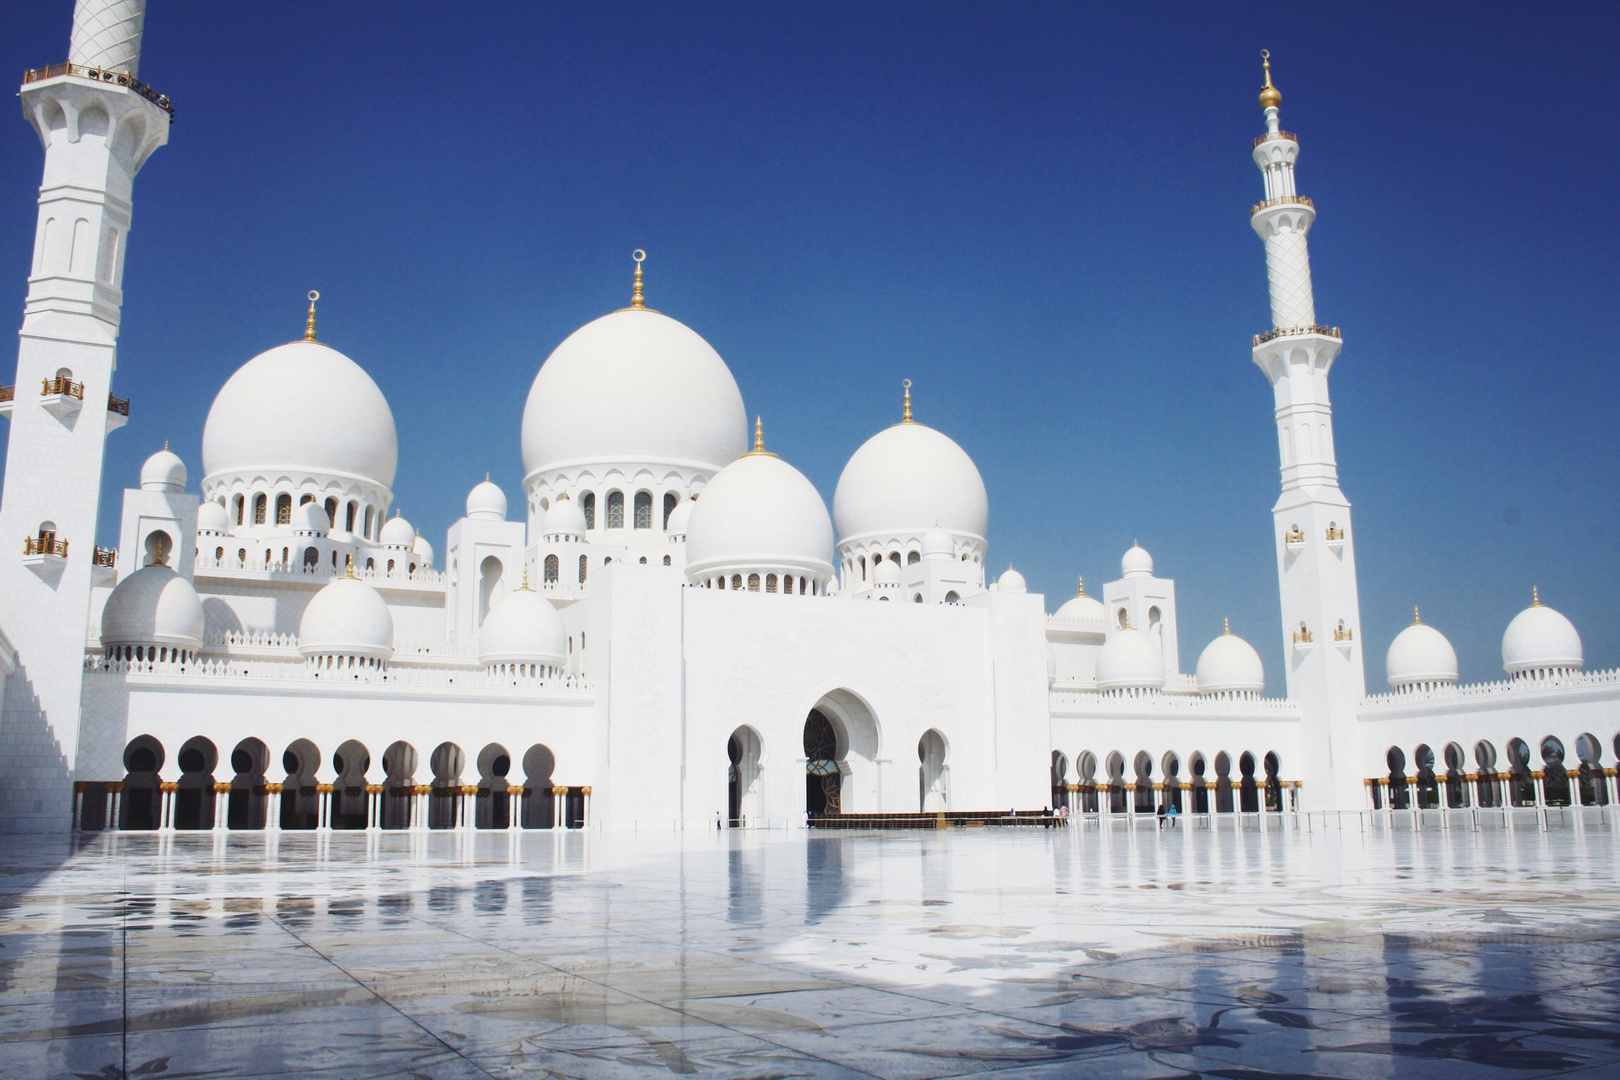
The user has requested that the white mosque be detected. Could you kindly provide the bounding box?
[1,3,1616,836]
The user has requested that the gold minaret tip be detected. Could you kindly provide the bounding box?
[163,440,169,451]
[1076,575,1086,597]
[1223,616,1231,635]
[1259,49,1281,110]
[304,290,319,341]
[630,249,647,310]
[485,472,490,483]
[902,379,914,424]
[1413,605,1422,625]
[1532,586,1540,607]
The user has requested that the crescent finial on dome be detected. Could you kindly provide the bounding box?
[746,415,778,457]
[304,290,319,341]
[902,379,913,424]
[1413,605,1422,625]
[631,249,647,310]
[1258,49,1281,110]
[1076,575,1086,597]
[345,553,355,578]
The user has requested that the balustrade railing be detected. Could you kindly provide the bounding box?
[92,546,116,567]
[0,385,13,403]
[1253,324,1342,347]
[42,376,83,399]
[23,62,174,117]
[108,394,130,417]
[1251,194,1313,216]
[1253,130,1297,148]
[24,534,68,557]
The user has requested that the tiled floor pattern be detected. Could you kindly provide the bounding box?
[2,814,1618,1078]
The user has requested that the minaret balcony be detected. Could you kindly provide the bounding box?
[22,62,174,118]
[107,393,130,432]
[40,376,84,422]
[1251,194,1313,217]
[0,385,12,420]
[1252,324,1340,347]
[1253,130,1298,149]
[23,534,68,577]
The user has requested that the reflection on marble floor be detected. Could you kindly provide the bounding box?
[3,816,1619,1079]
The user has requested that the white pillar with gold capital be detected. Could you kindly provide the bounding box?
[0,0,171,832]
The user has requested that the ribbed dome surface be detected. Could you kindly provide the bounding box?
[833,422,988,543]
[202,341,397,490]
[685,453,834,581]
[479,587,567,666]
[1096,628,1166,691]
[101,565,205,650]
[299,575,394,659]
[522,309,747,477]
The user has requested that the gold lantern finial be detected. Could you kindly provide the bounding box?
[1413,605,1422,625]
[1532,586,1540,607]
[902,379,913,423]
[1076,575,1086,597]
[521,567,531,591]
[746,415,777,457]
[304,290,320,341]
[1223,616,1231,635]
[630,249,647,309]
[345,553,356,578]
[1259,49,1281,110]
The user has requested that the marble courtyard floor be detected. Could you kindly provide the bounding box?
[2,815,1619,1079]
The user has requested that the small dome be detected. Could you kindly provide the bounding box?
[998,567,1027,593]
[466,478,507,521]
[685,452,834,583]
[665,495,695,537]
[299,573,394,660]
[197,500,229,534]
[479,585,567,667]
[1055,579,1105,623]
[921,525,954,561]
[1096,628,1166,691]
[412,533,434,568]
[379,511,414,547]
[1386,613,1458,688]
[291,500,330,536]
[833,420,988,544]
[1197,626,1265,694]
[522,308,747,478]
[101,565,205,651]
[543,494,587,537]
[140,446,186,492]
[872,558,901,585]
[202,340,397,491]
[1502,592,1583,676]
[1121,543,1153,578]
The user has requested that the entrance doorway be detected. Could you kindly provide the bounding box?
[804,709,841,815]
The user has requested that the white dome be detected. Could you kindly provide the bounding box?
[140,446,186,492]
[998,567,1027,593]
[872,557,901,585]
[1386,614,1458,688]
[921,525,954,560]
[833,421,988,543]
[522,308,747,477]
[478,585,567,666]
[1121,543,1153,577]
[197,500,229,534]
[543,494,587,537]
[202,340,397,489]
[379,511,414,548]
[291,500,330,536]
[1055,581,1106,623]
[1096,628,1166,691]
[466,478,507,521]
[299,574,394,660]
[1196,627,1265,694]
[665,495,695,537]
[1502,594,1583,676]
[412,533,434,568]
[101,565,205,651]
[685,452,834,581]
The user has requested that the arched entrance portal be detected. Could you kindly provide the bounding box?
[728,726,763,827]
[803,689,881,817]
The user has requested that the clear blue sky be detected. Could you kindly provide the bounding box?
[3,2,1617,689]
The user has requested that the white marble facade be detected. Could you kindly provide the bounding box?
[2,3,1617,836]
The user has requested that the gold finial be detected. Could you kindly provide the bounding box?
[163,440,169,452]
[746,415,778,457]
[521,567,531,591]
[902,379,913,423]
[485,472,490,483]
[630,249,647,309]
[1223,616,1231,635]
[304,290,320,341]
[145,534,169,567]
[1076,575,1086,597]
[1413,605,1422,625]
[345,553,356,578]
[1123,611,1133,630]
[1532,586,1540,607]
[1259,49,1281,110]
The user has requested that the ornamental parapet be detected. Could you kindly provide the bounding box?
[1253,130,1297,148]
[83,650,593,693]
[1050,688,1298,715]
[24,535,68,557]
[192,550,445,585]
[22,62,173,117]
[92,546,116,567]
[1359,666,1620,709]
[1251,194,1313,216]
[108,394,130,417]
[42,376,83,399]
[1253,324,1341,347]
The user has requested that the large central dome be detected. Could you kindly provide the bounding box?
[521,309,748,479]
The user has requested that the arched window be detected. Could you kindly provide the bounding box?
[913,593,923,603]
[324,497,338,527]
[345,501,357,533]
[544,554,559,583]
[889,551,901,565]
[633,491,652,529]
[281,547,289,565]
[275,494,292,525]
[299,493,314,506]
[716,576,725,590]
[907,551,920,565]
[478,556,502,626]
[363,506,375,538]
[578,555,588,584]
[860,557,867,581]
[747,573,760,591]
[236,548,246,565]
[303,547,319,569]
[582,492,595,530]
[944,590,960,603]
[663,554,671,566]
[233,495,244,526]
[731,574,743,590]
[766,574,778,592]
[663,492,678,528]
[387,559,396,573]
[606,491,624,529]
[215,546,224,561]
[639,556,647,564]
[253,494,267,525]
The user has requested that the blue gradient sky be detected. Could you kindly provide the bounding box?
[3,2,1617,689]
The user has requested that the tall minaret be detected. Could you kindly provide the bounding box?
[0,0,170,832]
[1248,52,1366,812]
